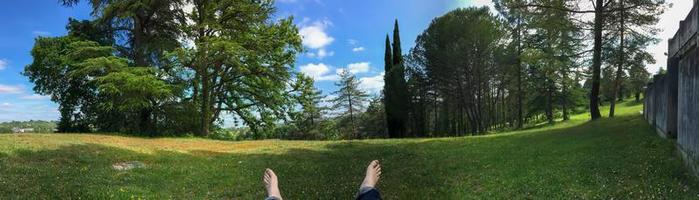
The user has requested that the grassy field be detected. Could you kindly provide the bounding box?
[1,101,698,199]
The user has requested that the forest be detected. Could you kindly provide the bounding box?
[21,0,664,140]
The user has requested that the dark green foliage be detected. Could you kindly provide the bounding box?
[24,37,174,134]
[360,96,387,138]
[284,74,332,140]
[411,7,506,135]
[383,21,410,138]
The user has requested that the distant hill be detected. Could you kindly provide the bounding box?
[0,120,57,133]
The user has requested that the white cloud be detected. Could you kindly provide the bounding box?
[316,49,335,59]
[0,59,7,70]
[0,84,22,94]
[299,20,334,49]
[300,62,374,82]
[359,73,385,94]
[352,47,365,52]
[0,103,12,108]
[32,31,51,36]
[299,63,338,81]
[20,94,51,100]
[299,20,335,59]
[307,49,334,59]
[347,62,370,74]
[347,39,358,45]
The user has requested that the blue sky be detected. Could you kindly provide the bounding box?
[0,0,690,123]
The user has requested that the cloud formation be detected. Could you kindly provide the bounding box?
[347,62,370,74]
[299,19,334,59]
[359,73,385,94]
[299,63,338,81]
[352,47,365,52]
[0,84,22,94]
[20,94,51,100]
[0,59,7,70]
[299,20,334,49]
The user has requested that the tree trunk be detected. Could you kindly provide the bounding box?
[610,0,624,118]
[590,0,604,120]
[348,94,356,139]
[562,71,570,121]
[546,78,554,124]
[516,18,524,128]
[635,91,641,101]
[199,70,211,137]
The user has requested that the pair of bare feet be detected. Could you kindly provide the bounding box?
[263,160,382,199]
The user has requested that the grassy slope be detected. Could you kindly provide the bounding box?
[1,101,698,199]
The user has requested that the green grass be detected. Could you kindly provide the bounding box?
[1,101,698,199]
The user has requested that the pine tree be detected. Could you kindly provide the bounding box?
[331,70,370,138]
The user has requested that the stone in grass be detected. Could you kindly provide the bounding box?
[112,161,146,171]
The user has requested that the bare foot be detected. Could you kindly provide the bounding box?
[263,168,282,200]
[360,160,381,189]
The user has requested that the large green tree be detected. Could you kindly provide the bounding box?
[412,7,506,135]
[60,0,186,133]
[25,37,172,134]
[170,0,303,137]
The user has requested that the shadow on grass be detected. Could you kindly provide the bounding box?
[1,114,698,199]
[620,99,644,107]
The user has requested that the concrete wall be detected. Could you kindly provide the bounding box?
[652,75,669,138]
[677,47,699,174]
[644,83,655,125]
[667,58,680,138]
[645,0,699,177]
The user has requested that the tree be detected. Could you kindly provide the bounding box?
[61,0,186,132]
[383,35,394,137]
[405,53,432,137]
[627,56,651,101]
[169,0,302,137]
[503,0,664,120]
[360,96,387,138]
[412,7,505,135]
[330,70,370,138]
[522,0,584,123]
[288,74,328,139]
[384,20,410,138]
[494,0,528,128]
[606,0,664,117]
[25,37,172,134]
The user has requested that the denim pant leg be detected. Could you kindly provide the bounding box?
[356,186,382,200]
[265,196,281,200]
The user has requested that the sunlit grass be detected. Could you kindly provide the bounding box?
[1,99,697,199]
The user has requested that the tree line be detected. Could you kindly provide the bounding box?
[380,0,662,137]
[23,0,662,140]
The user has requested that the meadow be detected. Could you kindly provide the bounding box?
[1,101,697,199]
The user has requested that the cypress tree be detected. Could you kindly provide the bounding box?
[383,35,395,138]
[391,20,409,137]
